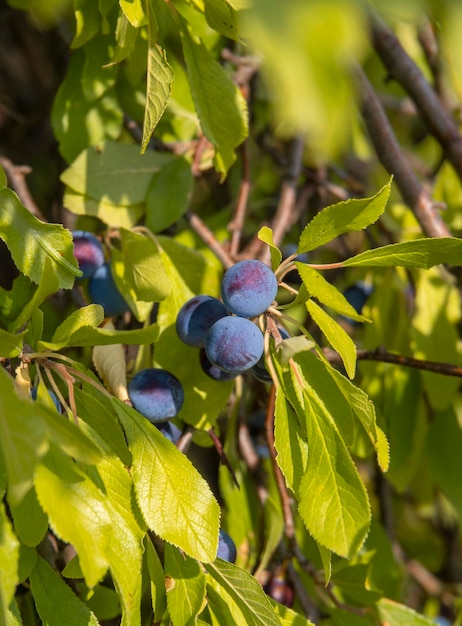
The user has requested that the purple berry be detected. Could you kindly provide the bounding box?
[88,262,130,317]
[199,349,240,381]
[72,231,105,279]
[205,316,264,374]
[217,529,237,563]
[221,260,278,318]
[176,295,228,347]
[128,368,184,423]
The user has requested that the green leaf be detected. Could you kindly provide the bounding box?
[63,188,144,228]
[113,399,220,562]
[34,445,111,587]
[258,226,283,271]
[60,141,172,206]
[268,597,315,625]
[295,264,368,323]
[203,0,241,41]
[306,299,357,379]
[343,237,462,269]
[375,599,437,625]
[145,536,167,622]
[29,556,99,626]
[141,2,173,153]
[0,367,48,505]
[0,328,26,358]
[164,543,207,626]
[298,179,392,253]
[38,305,159,350]
[205,559,281,626]
[427,407,462,520]
[120,0,146,27]
[0,503,19,626]
[116,228,171,301]
[0,165,6,188]
[253,496,284,579]
[71,0,100,48]
[180,21,248,175]
[8,486,48,547]
[145,157,194,232]
[105,11,139,66]
[0,189,81,288]
[82,36,118,100]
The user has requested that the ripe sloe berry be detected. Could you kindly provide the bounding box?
[199,349,240,381]
[221,260,278,318]
[217,529,237,563]
[341,281,373,326]
[72,231,105,279]
[128,368,184,422]
[176,295,228,347]
[88,262,130,317]
[155,421,182,443]
[205,316,264,374]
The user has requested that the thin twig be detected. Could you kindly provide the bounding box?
[185,210,234,269]
[356,65,451,239]
[228,142,251,258]
[325,346,462,377]
[0,155,46,220]
[370,11,462,183]
[208,427,240,489]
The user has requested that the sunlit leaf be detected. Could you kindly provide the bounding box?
[164,543,207,626]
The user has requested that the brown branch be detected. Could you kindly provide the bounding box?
[208,427,240,489]
[325,346,462,377]
[356,66,451,239]
[185,210,234,269]
[370,12,462,182]
[0,155,46,220]
[228,142,251,258]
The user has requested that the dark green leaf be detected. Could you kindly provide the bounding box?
[145,157,193,231]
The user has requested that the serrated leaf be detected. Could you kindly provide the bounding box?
[180,22,248,175]
[93,335,129,402]
[375,599,437,625]
[203,0,241,41]
[113,399,220,562]
[140,10,174,154]
[268,597,315,626]
[29,556,99,626]
[38,305,159,351]
[116,228,171,302]
[298,180,391,253]
[205,559,281,626]
[8,486,48,547]
[0,328,26,358]
[343,237,462,269]
[164,544,207,626]
[120,0,146,26]
[145,536,167,622]
[0,502,19,626]
[145,157,193,232]
[295,264,368,323]
[60,141,172,206]
[63,188,144,228]
[34,445,111,587]
[0,367,49,505]
[306,300,356,379]
[258,226,282,271]
[0,189,81,288]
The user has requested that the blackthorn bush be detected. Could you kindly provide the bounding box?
[128,368,185,422]
[221,259,278,318]
[205,316,264,374]
[217,529,237,563]
[176,295,228,347]
[88,262,130,317]
[71,230,105,279]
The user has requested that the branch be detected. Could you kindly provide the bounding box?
[0,155,46,220]
[325,346,462,377]
[356,66,451,239]
[370,12,462,183]
[228,142,251,258]
[185,210,234,269]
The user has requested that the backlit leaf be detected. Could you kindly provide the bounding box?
[63,188,144,229]
[164,543,207,626]
[0,503,19,626]
[375,599,437,625]
[258,226,283,271]
[120,0,146,27]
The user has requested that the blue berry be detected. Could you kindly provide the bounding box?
[341,281,373,326]
[176,295,228,347]
[88,262,130,317]
[72,231,105,279]
[205,316,264,374]
[155,421,182,444]
[217,529,237,563]
[221,260,278,318]
[31,387,61,412]
[128,368,184,423]
[199,349,240,381]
